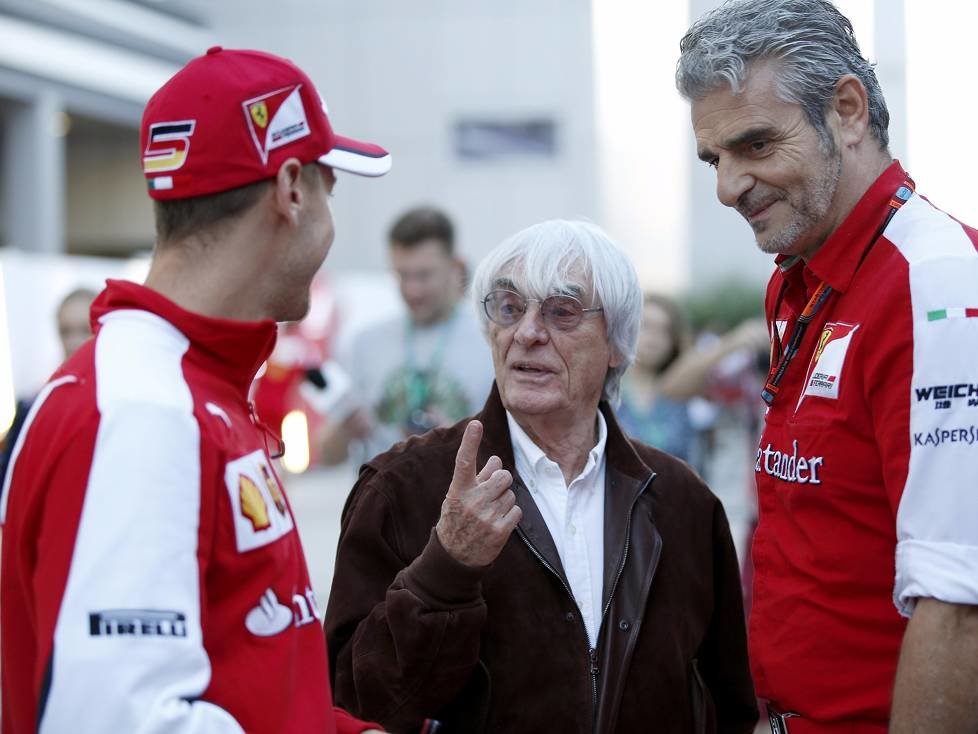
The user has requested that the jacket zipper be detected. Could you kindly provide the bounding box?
[248,401,284,461]
[516,472,654,732]
[600,512,633,628]
[515,527,600,717]
[599,472,654,629]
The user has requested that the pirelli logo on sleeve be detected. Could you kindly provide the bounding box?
[225,449,294,553]
[89,609,187,638]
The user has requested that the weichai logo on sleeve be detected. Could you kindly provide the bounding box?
[242,84,311,164]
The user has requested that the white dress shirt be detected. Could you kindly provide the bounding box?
[507,411,608,648]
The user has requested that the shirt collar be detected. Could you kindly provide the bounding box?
[507,409,608,486]
[91,279,278,398]
[775,160,909,296]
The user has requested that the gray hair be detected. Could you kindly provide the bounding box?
[676,0,889,151]
[470,219,641,404]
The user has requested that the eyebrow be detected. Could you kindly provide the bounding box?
[556,283,585,299]
[492,277,518,291]
[489,277,585,299]
[697,125,778,162]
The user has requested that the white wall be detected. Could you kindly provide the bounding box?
[592,1,691,294]
[66,120,155,255]
[200,0,598,276]
[905,1,978,222]
[0,251,149,400]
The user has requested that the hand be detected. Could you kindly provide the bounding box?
[727,318,771,353]
[435,420,522,567]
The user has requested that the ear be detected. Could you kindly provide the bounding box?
[608,349,624,370]
[272,157,306,228]
[451,255,466,280]
[831,74,870,148]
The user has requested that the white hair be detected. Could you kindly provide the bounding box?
[470,219,641,404]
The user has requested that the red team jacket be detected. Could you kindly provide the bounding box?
[751,162,978,730]
[0,280,378,733]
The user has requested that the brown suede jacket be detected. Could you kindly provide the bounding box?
[325,386,757,733]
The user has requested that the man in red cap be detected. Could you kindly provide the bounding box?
[0,47,389,734]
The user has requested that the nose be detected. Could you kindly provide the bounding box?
[512,303,549,346]
[399,275,428,303]
[715,156,755,209]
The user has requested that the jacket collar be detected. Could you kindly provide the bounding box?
[91,279,278,398]
[775,160,909,298]
[476,383,657,604]
[475,383,653,482]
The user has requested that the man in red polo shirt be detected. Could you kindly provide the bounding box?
[677,1,978,732]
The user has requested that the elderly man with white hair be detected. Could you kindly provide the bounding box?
[325,220,757,733]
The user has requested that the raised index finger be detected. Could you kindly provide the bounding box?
[449,420,483,494]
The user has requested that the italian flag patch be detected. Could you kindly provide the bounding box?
[928,308,978,321]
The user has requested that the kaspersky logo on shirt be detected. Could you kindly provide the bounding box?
[755,439,824,485]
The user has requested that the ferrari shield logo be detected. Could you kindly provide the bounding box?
[249,101,269,129]
[242,84,311,164]
[797,322,860,409]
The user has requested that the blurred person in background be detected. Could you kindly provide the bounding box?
[0,47,389,734]
[0,286,97,482]
[617,293,698,465]
[319,206,493,466]
[617,292,767,471]
[679,1,978,731]
[56,287,99,358]
[325,220,757,733]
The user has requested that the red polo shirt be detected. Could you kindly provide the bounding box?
[750,162,978,729]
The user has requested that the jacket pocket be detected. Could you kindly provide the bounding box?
[690,658,716,734]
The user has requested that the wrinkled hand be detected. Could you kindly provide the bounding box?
[435,420,522,567]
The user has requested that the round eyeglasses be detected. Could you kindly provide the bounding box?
[482,289,603,331]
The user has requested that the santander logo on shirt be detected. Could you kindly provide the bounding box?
[755,439,824,485]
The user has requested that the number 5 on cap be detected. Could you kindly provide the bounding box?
[143,120,197,173]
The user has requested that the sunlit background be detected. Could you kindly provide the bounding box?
[0,0,974,462]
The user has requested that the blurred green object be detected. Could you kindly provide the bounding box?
[682,279,766,334]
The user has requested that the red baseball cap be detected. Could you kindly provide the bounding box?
[141,46,391,200]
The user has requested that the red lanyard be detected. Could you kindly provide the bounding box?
[761,177,915,406]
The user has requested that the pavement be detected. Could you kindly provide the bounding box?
[284,463,360,604]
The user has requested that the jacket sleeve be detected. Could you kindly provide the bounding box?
[325,465,489,731]
[31,400,245,733]
[698,499,759,734]
[333,706,384,733]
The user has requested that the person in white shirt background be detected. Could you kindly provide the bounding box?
[320,206,494,466]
